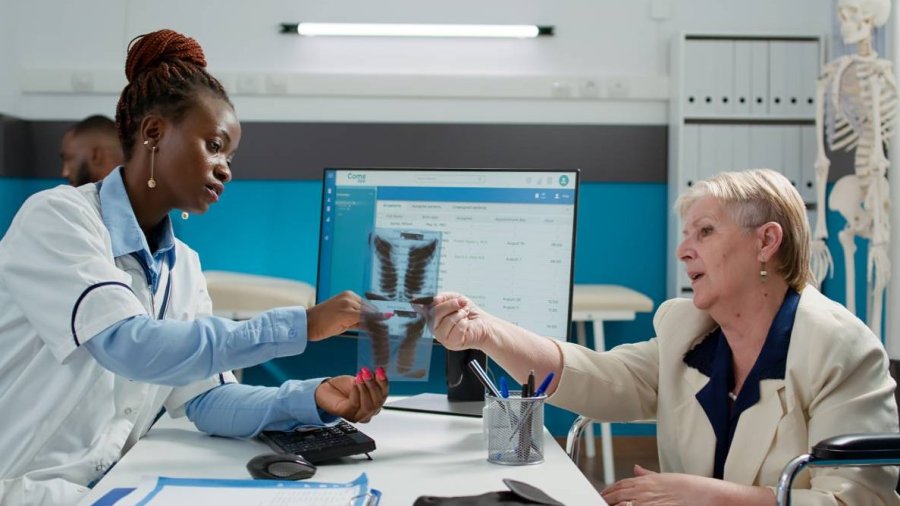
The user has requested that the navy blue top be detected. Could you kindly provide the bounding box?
[683,288,800,479]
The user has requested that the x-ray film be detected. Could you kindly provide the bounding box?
[358,228,441,381]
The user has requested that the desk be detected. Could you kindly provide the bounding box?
[79,409,604,505]
[571,284,654,485]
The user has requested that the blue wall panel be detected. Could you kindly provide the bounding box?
[0,178,61,230]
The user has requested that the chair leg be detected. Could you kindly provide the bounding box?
[601,421,615,485]
[592,319,615,485]
[575,321,597,459]
[566,415,592,465]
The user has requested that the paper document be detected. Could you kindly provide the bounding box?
[114,473,379,506]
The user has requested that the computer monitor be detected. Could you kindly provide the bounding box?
[316,168,578,407]
[316,168,579,342]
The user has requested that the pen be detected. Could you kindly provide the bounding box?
[525,370,535,398]
[534,372,555,397]
[467,359,502,398]
[498,376,510,398]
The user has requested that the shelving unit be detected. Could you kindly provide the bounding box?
[668,33,824,298]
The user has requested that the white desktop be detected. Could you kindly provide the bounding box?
[79,405,605,505]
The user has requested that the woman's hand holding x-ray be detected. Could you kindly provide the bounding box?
[314,368,389,423]
[306,291,365,342]
[425,292,493,351]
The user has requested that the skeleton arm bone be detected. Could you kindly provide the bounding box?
[867,72,891,249]
[810,65,837,285]
[814,66,834,240]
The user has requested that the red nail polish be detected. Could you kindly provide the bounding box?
[355,373,363,384]
[375,367,386,380]
[361,367,373,380]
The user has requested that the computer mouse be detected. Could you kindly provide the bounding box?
[246,453,317,481]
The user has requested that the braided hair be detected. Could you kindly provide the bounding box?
[115,29,232,159]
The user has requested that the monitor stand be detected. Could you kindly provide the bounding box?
[446,349,487,401]
[383,349,486,417]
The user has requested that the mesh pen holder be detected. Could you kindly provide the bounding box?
[484,392,545,465]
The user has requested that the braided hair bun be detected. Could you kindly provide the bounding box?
[115,29,230,159]
[125,29,207,83]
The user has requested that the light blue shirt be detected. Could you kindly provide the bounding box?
[84,168,335,437]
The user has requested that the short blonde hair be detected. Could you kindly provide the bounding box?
[675,169,812,291]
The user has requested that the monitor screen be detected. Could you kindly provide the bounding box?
[316,168,579,341]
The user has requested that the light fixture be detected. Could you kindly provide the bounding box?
[279,23,553,38]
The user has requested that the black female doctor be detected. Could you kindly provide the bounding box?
[0,29,388,506]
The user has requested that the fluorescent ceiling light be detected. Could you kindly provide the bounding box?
[279,23,553,38]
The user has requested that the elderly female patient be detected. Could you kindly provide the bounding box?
[428,169,899,505]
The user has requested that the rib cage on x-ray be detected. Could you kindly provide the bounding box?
[359,228,441,380]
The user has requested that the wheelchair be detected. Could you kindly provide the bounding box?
[774,433,900,506]
[565,415,900,506]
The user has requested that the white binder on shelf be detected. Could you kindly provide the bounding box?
[683,39,707,116]
[750,41,770,116]
[768,41,789,116]
[733,41,753,116]
[799,124,818,203]
[711,124,735,177]
[799,41,820,117]
[682,124,701,191]
[780,125,802,189]
[749,124,785,174]
[713,40,736,116]
[731,124,752,171]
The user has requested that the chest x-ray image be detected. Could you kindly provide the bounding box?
[358,228,441,380]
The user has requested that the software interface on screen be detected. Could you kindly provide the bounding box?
[317,168,578,341]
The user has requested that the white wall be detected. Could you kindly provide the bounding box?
[0,1,17,114]
[4,0,835,124]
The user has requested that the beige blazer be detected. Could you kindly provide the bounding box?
[549,286,900,505]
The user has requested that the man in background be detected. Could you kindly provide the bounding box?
[59,115,123,186]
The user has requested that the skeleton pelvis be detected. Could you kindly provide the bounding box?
[829,175,872,235]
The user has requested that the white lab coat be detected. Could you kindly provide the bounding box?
[0,184,235,506]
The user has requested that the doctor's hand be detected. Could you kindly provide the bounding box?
[315,368,389,423]
[601,465,774,506]
[306,291,364,342]
[425,292,494,352]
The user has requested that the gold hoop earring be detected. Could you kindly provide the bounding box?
[760,262,768,284]
[181,211,189,220]
[144,139,157,189]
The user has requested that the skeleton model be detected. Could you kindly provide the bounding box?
[361,230,440,378]
[811,0,897,338]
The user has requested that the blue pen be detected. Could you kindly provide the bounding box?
[498,376,509,398]
[534,372,555,397]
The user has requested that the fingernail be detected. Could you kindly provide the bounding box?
[382,312,394,319]
[355,372,364,384]
[375,367,386,380]
[361,367,373,381]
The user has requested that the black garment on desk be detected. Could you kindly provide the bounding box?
[413,479,564,506]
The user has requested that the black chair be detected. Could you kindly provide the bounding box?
[775,433,900,506]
